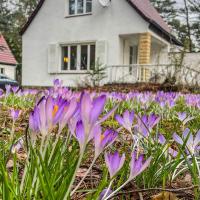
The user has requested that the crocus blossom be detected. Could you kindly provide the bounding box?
[29,96,75,135]
[178,112,187,122]
[173,128,200,155]
[58,97,77,131]
[137,114,160,137]
[177,112,194,125]
[115,110,134,133]
[105,151,125,178]
[94,128,118,157]
[76,92,117,147]
[98,188,112,200]
[12,86,19,93]
[10,108,21,121]
[129,152,152,179]
[158,134,178,157]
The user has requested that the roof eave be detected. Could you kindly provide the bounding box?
[20,0,45,35]
[0,62,17,66]
[149,22,183,46]
[126,0,182,46]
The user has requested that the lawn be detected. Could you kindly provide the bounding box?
[0,80,200,200]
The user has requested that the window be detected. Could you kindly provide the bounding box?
[90,45,95,70]
[129,46,138,74]
[0,68,5,74]
[70,46,77,70]
[81,45,88,70]
[69,0,92,15]
[61,43,96,71]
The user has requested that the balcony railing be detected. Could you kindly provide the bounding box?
[107,64,200,86]
[107,64,175,83]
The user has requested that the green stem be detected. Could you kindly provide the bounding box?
[64,143,87,199]
[71,156,97,196]
[102,179,114,200]
[48,129,62,165]
[103,179,131,200]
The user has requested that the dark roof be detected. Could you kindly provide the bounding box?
[20,0,182,45]
[0,35,17,65]
[127,0,182,46]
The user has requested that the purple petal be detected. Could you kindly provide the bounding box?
[98,105,118,124]
[76,121,85,150]
[137,156,152,176]
[98,188,113,200]
[158,134,166,145]
[178,112,187,122]
[168,148,178,157]
[173,133,183,145]
[115,115,124,126]
[81,93,92,125]
[194,130,200,148]
[183,128,190,139]
[90,95,106,124]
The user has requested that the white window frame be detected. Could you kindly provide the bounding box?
[67,0,92,17]
[61,43,95,73]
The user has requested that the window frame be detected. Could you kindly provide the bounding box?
[67,0,92,17]
[60,42,96,73]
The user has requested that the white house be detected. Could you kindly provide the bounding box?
[21,0,181,87]
[0,35,17,80]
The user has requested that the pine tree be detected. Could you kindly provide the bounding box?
[150,0,177,28]
[150,0,198,52]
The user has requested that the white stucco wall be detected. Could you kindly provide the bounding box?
[0,64,16,80]
[22,0,150,87]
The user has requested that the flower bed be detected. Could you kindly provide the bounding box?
[0,80,200,199]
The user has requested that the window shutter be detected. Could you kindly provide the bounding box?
[48,44,60,73]
[96,41,108,66]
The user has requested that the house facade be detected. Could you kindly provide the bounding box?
[0,35,17,80]
[21,0,181,87]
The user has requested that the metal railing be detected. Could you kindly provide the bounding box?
[108,64,174,83]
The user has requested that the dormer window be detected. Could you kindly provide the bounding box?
[69,0,92,16]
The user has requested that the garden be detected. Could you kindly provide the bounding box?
[0,80,200,200]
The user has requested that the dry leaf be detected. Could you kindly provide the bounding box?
[76,168,88,178]
[6,159,14,169]
[152,192,178,200]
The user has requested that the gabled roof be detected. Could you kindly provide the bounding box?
[20,0,182,45]
[127,0,181,46]
[0,35,17,66]
[129,0,171,33]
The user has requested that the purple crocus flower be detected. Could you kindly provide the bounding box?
[137,114,160,137]
[58,98,77,131]
[173,128,200,155]
[11,86,19,93]
[5,85,11,96]
[10,108,21,121]
[115,110,134,133]
[105,151,125,178]
[129,152,152,179]
[177,112,187,122]
[11,138,23,154]
[98,188,113,200]
[95,128,118,157]
[76,93,117,147]
[29,96,70,135]
[177,112,194,125]
[158,134,178,157]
